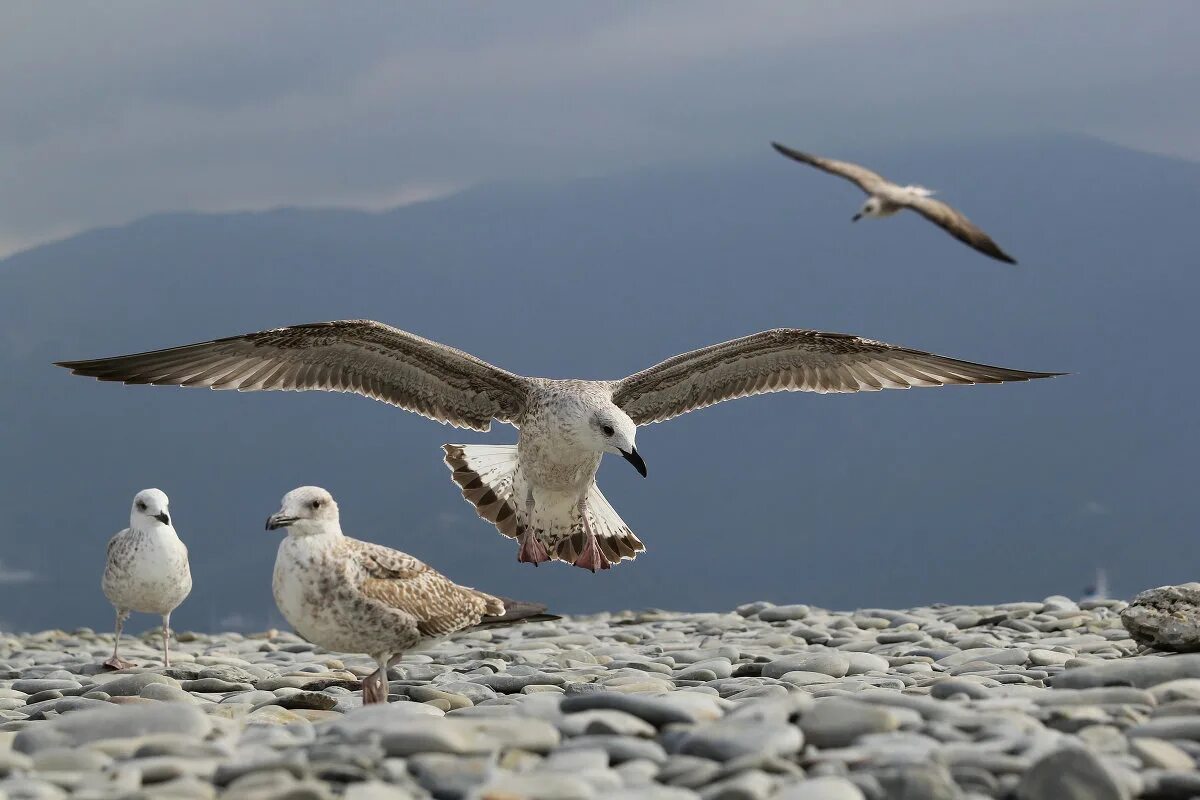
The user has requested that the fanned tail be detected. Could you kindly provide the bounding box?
[553,484,646,566]
[443,444,646,569]
[443,444,520,539]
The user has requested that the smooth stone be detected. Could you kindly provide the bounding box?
[140,683,201,704]
[937,648,1028,668]
[560,693,700,726]
[757,605,811,622]
[1052,654,1200,689]
[471,672,567,693]
[695,768,775,800]
[1121,584,1200,652]
[844,653,890,675]
[871,763,961,800]
[763,653,849,680]
[1017,747,1129,800]
[181,678,255,693]
[799,699,901,748]
[1130,737,1196,770]
[272,692,339,711]
[9,680,81,694]
[929,679,989,700]
[1128,716,1200,741]
[775,776,866,800]
[677,720,802,762]
[474,771,598,800]
[408,753,491,797]
[556,735,669,764]
[13,703,211,753]
[91,673,178,697]
[559,709,657,738]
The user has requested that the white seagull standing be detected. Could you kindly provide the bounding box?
[101,489,192,669]
[266,485,550,704]
[771,141,1018,264]
[59,322,1060,571]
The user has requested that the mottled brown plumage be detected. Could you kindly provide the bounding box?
[267,486,541,704]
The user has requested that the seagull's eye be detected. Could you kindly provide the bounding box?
[601,424,614,437]
[311,500,322,510]
[136,501,146,512]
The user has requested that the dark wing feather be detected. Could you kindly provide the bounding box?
[349,539,505,637]
[771,142,889,194]
[612,328,1062,425]
[904,194,1017,264]
[55,320,529,431]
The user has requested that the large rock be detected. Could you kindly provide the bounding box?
[1122,584,1200,652]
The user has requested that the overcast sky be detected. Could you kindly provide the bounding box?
[3,2,1198,257]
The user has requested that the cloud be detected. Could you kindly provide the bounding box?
[1081,501,1110,516]
[0,560,38,585]
[1,2,1198,258]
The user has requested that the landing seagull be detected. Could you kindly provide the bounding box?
[58,321,1060,571]
[266,486,552,704]
[102,489,192,669]
[771,141,1018,264]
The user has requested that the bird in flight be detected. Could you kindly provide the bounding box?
[771,141,1018,264]
[58,321,1059,571]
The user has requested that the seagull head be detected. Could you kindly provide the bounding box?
[266,486,341,536]
[589,406,645,478]
[131,488,171,528]
[853,197,881,222]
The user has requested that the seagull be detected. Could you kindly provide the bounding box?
[266,485,551,704]
[771,141,1018,264]
[58,321,1060,571]
[101,489,192,669]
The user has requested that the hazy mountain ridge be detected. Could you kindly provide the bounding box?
[1,135,1196,632]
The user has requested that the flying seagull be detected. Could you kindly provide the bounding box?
[58,321,1060,571]
[267,485,551,704]
[102,489,192,669]
[771,141,1018,264]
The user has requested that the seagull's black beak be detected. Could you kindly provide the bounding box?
[155,512,170,525]
[851,213,862,222]
[266,513,296,531]
[620,447,647,478]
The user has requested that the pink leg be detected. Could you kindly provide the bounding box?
[104,610,137,670]
[517,528,551,565]
[363,655,394,704]
[572,500,612,573]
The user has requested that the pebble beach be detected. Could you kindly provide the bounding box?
[1,595,1196,800]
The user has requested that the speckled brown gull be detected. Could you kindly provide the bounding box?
[58,321,1061,571]
[771,141,1018,264]
[265,486,550,704]
[102,489,192,670]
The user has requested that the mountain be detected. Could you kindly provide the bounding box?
[1,135,1196,633]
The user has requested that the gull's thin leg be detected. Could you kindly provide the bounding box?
[363,653,392,704]
[516,489,549,565]
[161,613,172,668]
[104,609,136,670]
[572,497,611,573]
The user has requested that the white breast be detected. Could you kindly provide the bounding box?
[102,527,192,615]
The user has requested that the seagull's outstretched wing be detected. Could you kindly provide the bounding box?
[349,539,504,637]
[611,329,1062,425]
[903,193,1017,264]
[771,142,888,194]
[56,320,530,431]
